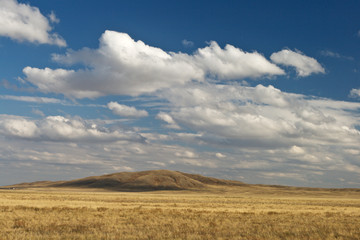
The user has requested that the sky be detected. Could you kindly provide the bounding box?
[0,0,360,187]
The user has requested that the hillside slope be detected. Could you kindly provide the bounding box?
[7,170,245,191]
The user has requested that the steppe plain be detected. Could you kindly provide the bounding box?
[1,170,359,239]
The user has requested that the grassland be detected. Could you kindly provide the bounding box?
[0,186,360,239]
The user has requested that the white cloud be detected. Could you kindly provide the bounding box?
[308,98,360,110]
[0,95,65,104]
[215,152,226,158]
[349,88,360,98]
[0,115,144,142]
[156,112,180,129]
[344,164,360,174]
[107,101,148,118]
[23,30,284,99]
[320,50,341,58]
[6,30,360,187]
[194,41,285,79]
[289,145,305,155]
[172,105,296,148]
[0,0,66,46]
[320,50,353,60]
[261,172,305,181]
[344,149,360,155]
[182,39,194,47]
[24,31,203,98]
[48,11,59,24]
[270,49,325,76]
[1,88,360,187]
[175,150,197,158]
[32,109,45,117]
[0,117,38,138]
[253,84,289,107]
[157,83,360,154]
[0,132,226,185]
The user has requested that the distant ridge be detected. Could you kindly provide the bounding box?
[7,170,245,191]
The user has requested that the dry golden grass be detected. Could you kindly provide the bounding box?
[0,187,360,239]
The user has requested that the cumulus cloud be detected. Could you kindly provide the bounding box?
[1,80,360,187]
[194,41,285,79]
[0,116,38,138]
[155,80,360,186]
[0,115,144,142]
[107,101,148,118]
[0,0,66,46]
[158,83,360,152]
[253,84,289,107]
[7,30,360,187]
[156,112,180,129]
[349,88,360,98]
[270,49,325,76]
[23,30,284,98]
[24,31,202,98]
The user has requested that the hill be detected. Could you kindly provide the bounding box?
[5,170,360,195]
[5,170,245,191]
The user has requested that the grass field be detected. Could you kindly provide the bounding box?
[0,186,360,239]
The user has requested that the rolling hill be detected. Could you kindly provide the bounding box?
[4,170,360,195]
[5,170,246,191]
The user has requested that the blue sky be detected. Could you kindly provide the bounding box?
[0,0,360,187]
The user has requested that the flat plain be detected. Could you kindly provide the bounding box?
[1,185,360,240]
